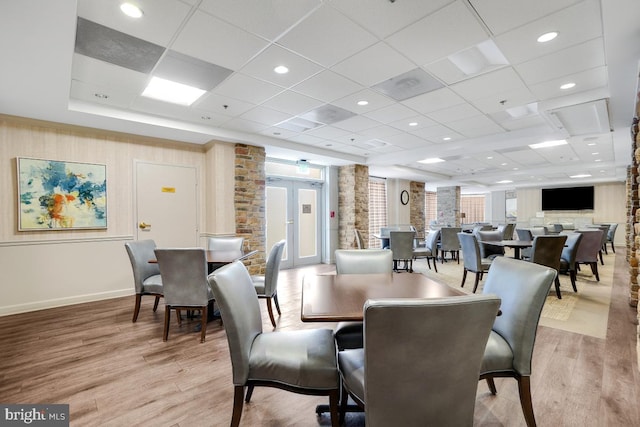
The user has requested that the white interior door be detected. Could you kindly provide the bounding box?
[266,180,322,268]
[135,161,198,247]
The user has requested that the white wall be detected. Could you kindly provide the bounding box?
[386,178,411,225]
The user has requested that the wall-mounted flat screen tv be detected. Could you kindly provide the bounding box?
[541,186,594,211]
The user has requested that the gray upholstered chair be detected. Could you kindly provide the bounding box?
[480,257,556,427]
[559,232,583,292]
[438,227,461,263]
[333,249,393,351]
[207,236,244,251]
[595,224,610,263]
[604,223,618,254]
[498,223,516,240]
[338,294,501,426]
[516,228,534,260]
[575,229,604,281]
[606,223,618,253]
[251,240,286,328]
[413,228,440,272]
[458,232,492,293]
[389,230,416,272]
[154,248,214,343]
[208,261,340,427]
[354,229,366,249]
[474,229,505,260]
[124,240,163,322]
[529,235,567,299]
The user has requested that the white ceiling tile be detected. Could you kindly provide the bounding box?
[358,125,403,139]
[450,67,528,101]
[427,103,482,124]
[305,125,352,140]
[194,92,256,117]
[240,106,292,126]
[384,133,431,149]
[332,115,381,133]
[528,66,608,101]
[291,70,363,103]
[386,1,489,66]
[363,103,420,124]
[331,42,417,86]
[258,126,299,139]
[222,117,269,133]
[332,89,395,114]
[277,5,378,67]
[213,73,284,104]
[388,115,438,132]
[410,125,463,142]
[172,11,269,70]
[445,115,505,138]
[287,133,329,146]
[401,87,465,114]
[515,38,606,86]
[239,44,324,87]
[71,53,148,94]
[469,87,537,115]
[468,0,582,35]
[262,90,324,116]
[198,0,320,39]
[70,80,138,109]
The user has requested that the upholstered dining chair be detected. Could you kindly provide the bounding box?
[498,223,516,240]
[575,229,604,281]
[154,248,214,343]
[208,261,340,427]
[474,229,505,260]
[595,224,610,263]
[207,236,244,251]
[251,239,286,328]
[413,228,440,272]
[124,240,163,323]
[529,234,567,299]
[338,294,501,426]
[606,223,618,253]
[333,249,393,351]
[480,257,556,427]
[559,232,583,292]
[516,228,534,260]
[354,229,366,249]
[389,230,416,272]
[458,232,492,293]
[438,226,461,263]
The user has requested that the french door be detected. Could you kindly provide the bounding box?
[266,179,322,269]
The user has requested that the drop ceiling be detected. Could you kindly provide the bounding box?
[2,0,639,192]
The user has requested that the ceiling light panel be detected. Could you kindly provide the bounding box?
[548,99,612,135]
[74,18,164,73]
[372,68,444,101]
[141,77,206,105]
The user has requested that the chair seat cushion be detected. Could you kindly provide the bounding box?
[337,349,365,402]
[249,328,338,390]
[413,247,434,257]
[334,321,364,350]
[142,274,163,294]
[251,275,266,294]
[480,331,514,374]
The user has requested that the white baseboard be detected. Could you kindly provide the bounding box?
[0,289,133,316]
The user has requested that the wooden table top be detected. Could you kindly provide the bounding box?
[149,249,258,264]
[301,273,466,322]
[480,239,533,248]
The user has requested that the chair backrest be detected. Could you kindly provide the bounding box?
[363,294,501,426]
[498,223,516,240]
[551,223,564,233]
[389,231,415,259]
[596,224,610,247]
[607,223,618,241]
[575,230,604,263]
[474,230,505,259]
[458,232,482,272]
[335,250,393,274]
[560,232,583,268]
[530,235,567,271]
[425,229,440,252]
[482,257,555,375]
[516,228,533,241]
[208,261,263,385]
[262,240,286,296]
[354,229,365,249]
[154,249,210,306]
[439,227,462,251]
[125,240,160,293]
[207,236,244,251]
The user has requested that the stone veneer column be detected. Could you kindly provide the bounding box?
[437,186,461,227]
[235,144,265,275]
[338,164,369,249]
[410,181,425,234]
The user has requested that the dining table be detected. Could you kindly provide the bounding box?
[301,272,466,322]
[479,239,533,260]
[150,249,258,272]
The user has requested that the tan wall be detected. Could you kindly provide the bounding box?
[0,115,235,315]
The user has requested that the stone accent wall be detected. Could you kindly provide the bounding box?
[338,164,369,249]
[410,181,425,234]
[235,144,265,274]
[437,186,461,226]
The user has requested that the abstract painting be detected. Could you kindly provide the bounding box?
[17,157,107,230]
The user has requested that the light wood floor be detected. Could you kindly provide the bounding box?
[1,249,638,426]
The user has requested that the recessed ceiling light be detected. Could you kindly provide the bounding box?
[142,76,206,106]
[560,82,576,90]
[591,152,599,155]
[418,158,445,164]
[512,167,519,170]
[274,65,289,74]
[537,31,558,43]
[357,100,369,106]
[496,180,512,184]
[595,159,602,162]
[120,3,143,18]
[501,163,507,166]
[487,156,493,160]
[408,122,418,127]
[529,139,567,149]
[443,137,451,141]
[570,174,592,178]
[588,143,596,146]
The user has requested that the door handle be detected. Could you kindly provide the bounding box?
[139,221,151,230]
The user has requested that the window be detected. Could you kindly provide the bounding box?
[424,191,437,227]
[460,194,485,223]
[368,177,387,248]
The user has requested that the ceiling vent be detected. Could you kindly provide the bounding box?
[546,99,612,135]
[372,68,444,101]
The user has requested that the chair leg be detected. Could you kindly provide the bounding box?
[611,242,615,253]
[231,386,245,427]
[339,384,349,424]
[200,306,207,343]
[517,376,537,427]
[273,293,281,315]
[245,385,254,403]
[570,270,577,292]
[132,294,142,322]
[486,377,497,395]
[153,296,160,312]
[163,307,170,342]
[329,389,340,427]
[554,276,562,299]
[432,257,438,273]
[266,298,277,328]
[472,273,480,293]
[461,269,468,287]
[591,262,600,281]
[599,250,604,265]
[456,250,460,264]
